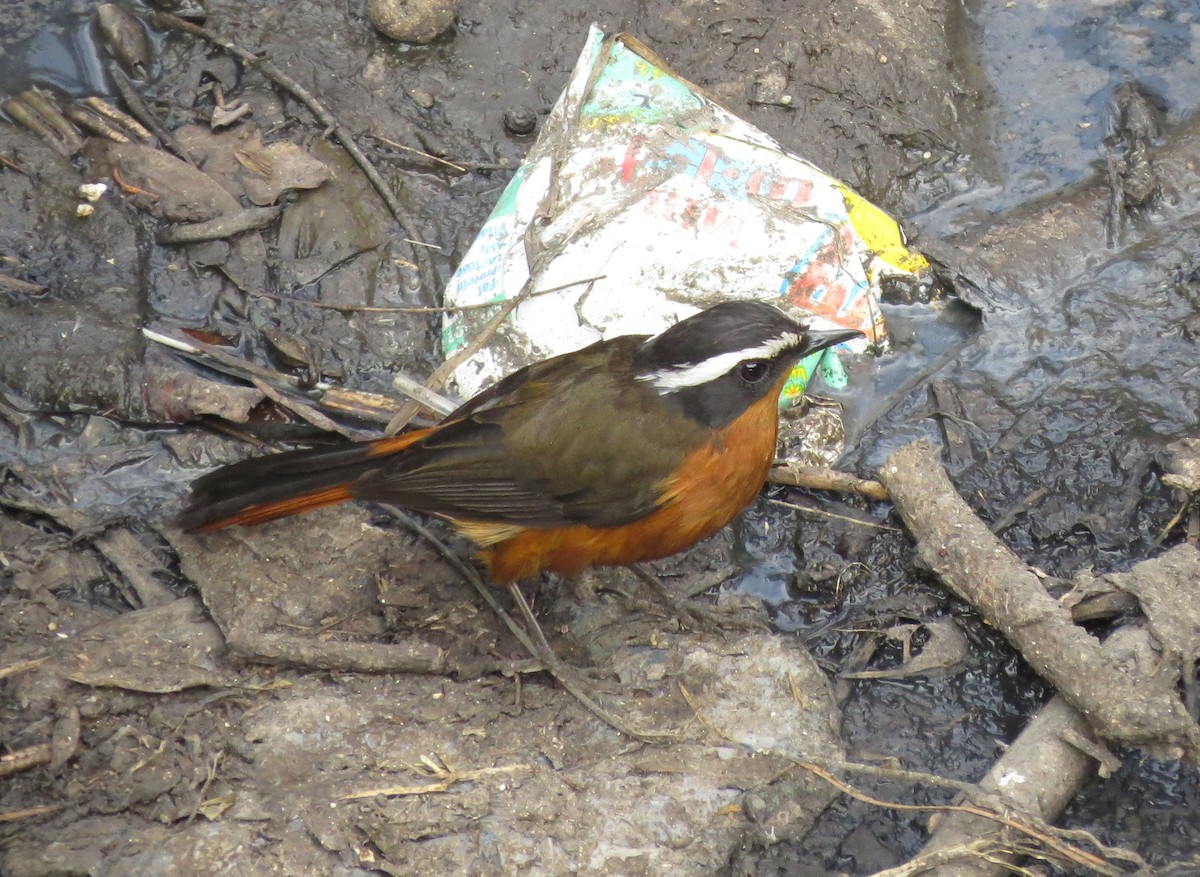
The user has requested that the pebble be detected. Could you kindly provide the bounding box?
[503,107,537,136]
[408,87,436,110]
[368,0,456,45]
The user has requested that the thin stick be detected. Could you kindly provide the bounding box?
[248,276,604,314]
[768,463,889,501]
[372,136,468,173]
[0,805,61,823]
[384,283,534,434]
[381,506,540,657]
[340,763,531,800]
[0,743,52,778]
[107,63,180,155]
[0,656,48,681]
[766,497,899,531]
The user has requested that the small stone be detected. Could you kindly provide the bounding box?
[368,0,455,45]
[78,182,108,202]
[408,87,436,110]
[503,107,537,136]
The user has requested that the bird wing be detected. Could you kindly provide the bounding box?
[350,337,706,528]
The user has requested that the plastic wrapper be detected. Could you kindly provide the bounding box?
[442,26,931,409]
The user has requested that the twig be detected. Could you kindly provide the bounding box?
[879,440,1200,759]
[0,274,47,296]
[372,136,468,173]
[317,387,411,425]
[106,63,180,155]
[383,506,540,654]
[249,376,372,441]
[93,529,176,608]
[768,463,889,501]
[767,497,899,531]
[390,373,458,417]
[0,743,52,778]
[0,153,32,174]
[0,804,61,823]
[156,206,282,245]
[339,762,530,801]
[142,327,323,393]
[248,277,603,314]
[0,657,48,682]
[384,283,535,434]
[83,95,154,141]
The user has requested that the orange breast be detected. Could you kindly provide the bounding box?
[479,389,783,584]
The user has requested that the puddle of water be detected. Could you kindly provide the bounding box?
[920,0,1200,237]
[0,5,109,99]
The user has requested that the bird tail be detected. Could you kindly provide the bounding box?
[176,430,431,533]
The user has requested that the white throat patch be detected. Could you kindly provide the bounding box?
[638,331,803,393]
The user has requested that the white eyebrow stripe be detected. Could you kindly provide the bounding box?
[637,331,803,392]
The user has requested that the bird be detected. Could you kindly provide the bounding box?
[177,300,860,585]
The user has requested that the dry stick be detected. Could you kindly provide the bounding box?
[0,744,52,778]
[251,273,605,315]
[915,548,1200,877]
[768,463,889,501]
[145,10,436,297]
[0,805,61,823]
[83,95,154,141]
[340,763,531,801]
[106,63,180,155]
[384,283,535,434]
[143,328,310,393]
[0,657,48,682]
[878,440,1200,760]
[94,529,177,608]
[156,205,283,245]
[249,376,373,441]
[383,275,608,434]
[0,274,47,296]
[767,497,899,531]
[372,135,469,173]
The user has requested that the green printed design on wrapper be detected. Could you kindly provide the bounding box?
[581,41,702,124]
[778,349,848,407]
[440,163,535,355]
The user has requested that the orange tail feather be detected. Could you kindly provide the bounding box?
[177,427,435,533]
[187,484,354,532]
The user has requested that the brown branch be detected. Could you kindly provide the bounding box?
[769,462,889,501]
[878,440,1200,759]
[0,744,52,778]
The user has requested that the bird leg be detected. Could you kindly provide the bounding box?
[506,583,556,661]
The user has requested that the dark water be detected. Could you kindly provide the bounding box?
[0,3,108,98]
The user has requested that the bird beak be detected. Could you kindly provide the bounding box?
[800,328,863,357]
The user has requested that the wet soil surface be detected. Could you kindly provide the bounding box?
[2,1,1200,875]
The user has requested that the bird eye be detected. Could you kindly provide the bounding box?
[738,360,769,383]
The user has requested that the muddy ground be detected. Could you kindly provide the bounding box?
[2,0,1200,875]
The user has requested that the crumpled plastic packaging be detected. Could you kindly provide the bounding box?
[442,26,931,407]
